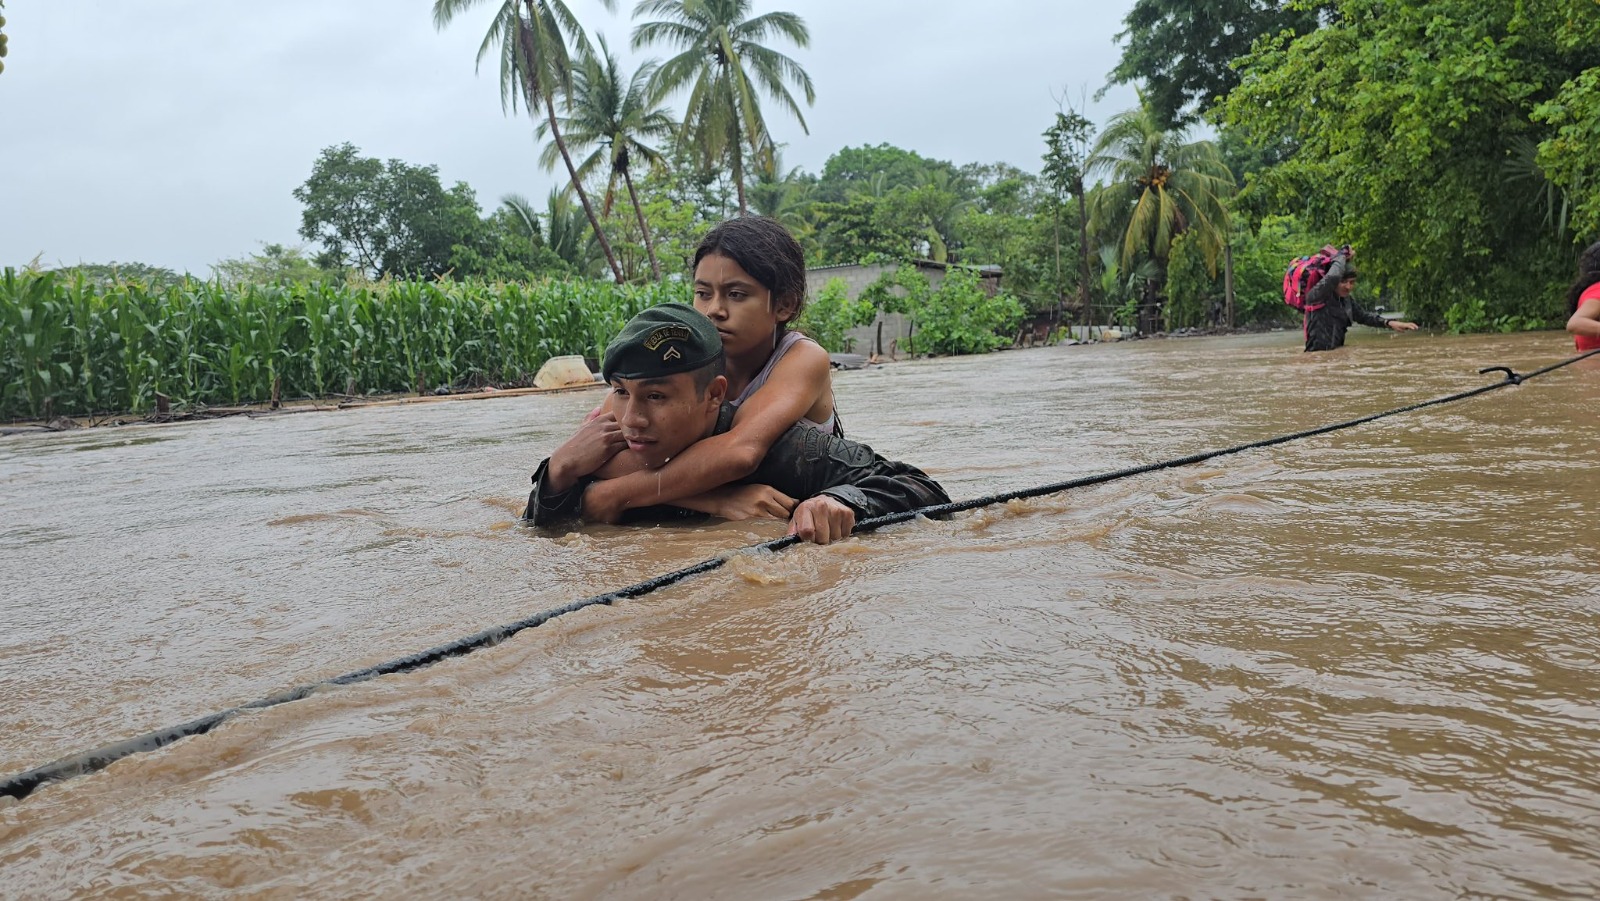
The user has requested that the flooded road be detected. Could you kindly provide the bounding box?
[4,328,1599,898]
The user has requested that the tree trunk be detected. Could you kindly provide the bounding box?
[1140,277,1160,335]
[1223,240,1236,329]
[1074,181,1092,323]
[1053,193,1062,310]
[623,167,661,281]
[732,146,747,215]
[518,20,623,284]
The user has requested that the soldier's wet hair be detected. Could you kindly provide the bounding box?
[689,355,727,396]
[692,216,808,329]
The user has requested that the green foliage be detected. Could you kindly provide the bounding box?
[1085,100,1235,331]
[1533,66,1600,237]
[595,169,702,283]
[536,35,677,279]
[859,265,1022,356]
[815,144,961,203]
[1222,0,1596,327]
[0,267,677,420]
[904,268,1025,356]
[48,261,188,290]
[1443,298,1489,334]
[632,0,814,212]
[432,0,626,282]
[794,278,874,352]
[811,194,926,265]
[293,143,487,280]
[211,244,327,287]
[1108,0,1323,127]
[1041,112,1092,199]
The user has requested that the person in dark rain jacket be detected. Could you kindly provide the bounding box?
[1304,248,1418,352]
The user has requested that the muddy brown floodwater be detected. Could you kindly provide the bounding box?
[3,328,1600,899]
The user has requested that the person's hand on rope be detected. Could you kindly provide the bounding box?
[787,495,856,545]
[1388,320,1419,331]
[546,410,625,493]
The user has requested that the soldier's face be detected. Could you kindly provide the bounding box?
[609,371,726,469]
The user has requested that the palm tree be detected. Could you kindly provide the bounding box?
[1085,101,1234,334]
[631,0,814,214]
[502,190,604,276]
[538,36,676,280]
[432,0,626,283]
[746,149,813,234]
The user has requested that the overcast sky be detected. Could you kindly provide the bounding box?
[0,1,1140,274]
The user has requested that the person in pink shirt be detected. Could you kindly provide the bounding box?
[1564,240,1600,352]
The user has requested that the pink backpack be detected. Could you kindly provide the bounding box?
[1283,245,1339,312]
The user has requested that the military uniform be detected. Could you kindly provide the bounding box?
[523,403,949,526]
[1304,252,1391,352]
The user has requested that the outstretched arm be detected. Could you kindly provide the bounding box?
[581,340,833,522]
[1350,300,1413,331]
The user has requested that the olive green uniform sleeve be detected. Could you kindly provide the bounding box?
[522,457,590,525]
[744,425,951,519]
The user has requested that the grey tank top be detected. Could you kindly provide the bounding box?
[729,330,841,436]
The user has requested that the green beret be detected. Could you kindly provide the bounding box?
[602,302,723,382]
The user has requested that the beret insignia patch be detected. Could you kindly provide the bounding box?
[643,324,692,351]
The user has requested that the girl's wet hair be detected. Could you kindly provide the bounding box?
[1566,240,1600,315]
[692,216,808,328]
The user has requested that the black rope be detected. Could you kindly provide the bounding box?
[6,348,1597,802]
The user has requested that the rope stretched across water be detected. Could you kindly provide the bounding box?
[5,349,1597,802]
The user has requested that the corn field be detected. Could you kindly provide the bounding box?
[0,269,677,420]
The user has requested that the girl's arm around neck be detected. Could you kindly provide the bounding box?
[581,340,833,522]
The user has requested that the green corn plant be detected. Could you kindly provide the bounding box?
[1,269,71,418]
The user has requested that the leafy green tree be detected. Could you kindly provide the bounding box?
[539,36,676,280]
[815,144,960,204]
[523,189,606,277]
[433,0,626,282]
[900,171,969,263]
[907,267,1025,356]
[1107,0,1323,127]
[211,244,326,286]
[1085,101,1235,333]
[48,261,188,290]
[1532,4,1600,237]
[292,143,486,279]
[589,167,701,282]
[0,2,10,76]
[1042,109,1097,316]
[448,204,572,280]
[747,149,816,240]
[1223,0,1600,326]
[794,277,875,352]
[632,0,815,214]
[956,182,1091,317]
[811,194,924,265]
